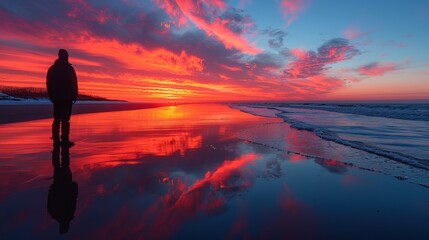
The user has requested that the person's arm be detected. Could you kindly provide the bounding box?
[71,67,78,103]
[46,67,54,102]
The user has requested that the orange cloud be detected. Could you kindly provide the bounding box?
[71,38,204,74]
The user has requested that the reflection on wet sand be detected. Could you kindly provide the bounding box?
[315,158,349,174]
[0,104,279,238]
[65,104,265,169]
[143,153,260,239]
[47,143,78,234]
[1,104,428,239]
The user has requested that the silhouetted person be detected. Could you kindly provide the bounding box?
[48,143,78,234]
[47,49,78,147]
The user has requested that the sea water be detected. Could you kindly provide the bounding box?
[232,103,429,180]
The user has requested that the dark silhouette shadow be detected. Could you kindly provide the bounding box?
[47,142,78,234]
[47,49,78,147]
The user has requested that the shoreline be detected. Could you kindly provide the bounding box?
[0,102,171,124]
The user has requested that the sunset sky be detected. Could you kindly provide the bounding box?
[1,0,428,102]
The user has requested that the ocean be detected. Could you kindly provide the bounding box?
[233,103,429,183]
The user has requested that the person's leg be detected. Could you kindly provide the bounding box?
[52,102,61,143]
[60,101,74,146]
[52,142,60,168]
[61,145,70,167]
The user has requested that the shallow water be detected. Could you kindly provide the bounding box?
[278,106,429,160]
[237,103,429,171]
[0,104,428,239]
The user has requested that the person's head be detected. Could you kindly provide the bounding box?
[58,49,69,61]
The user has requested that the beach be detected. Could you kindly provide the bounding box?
[0,103,428,239]
[0,102,169,124]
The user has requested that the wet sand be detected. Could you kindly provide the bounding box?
[0,104,428,239]
[0,102,168,124]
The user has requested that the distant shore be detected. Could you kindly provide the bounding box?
[0,102,170,124]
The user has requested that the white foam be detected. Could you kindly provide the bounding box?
[229,105,281,118]
[233,104,429,171]
[288,103,429,121]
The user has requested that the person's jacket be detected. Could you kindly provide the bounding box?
[46,59,78,102]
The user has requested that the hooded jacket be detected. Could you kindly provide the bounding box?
[46,59,78,102]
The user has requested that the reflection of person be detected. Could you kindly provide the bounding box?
[46,49,78,147]
[48,144,78,234]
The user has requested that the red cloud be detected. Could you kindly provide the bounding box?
[356,62,400,76]
[153,0,188,27]
[281,39,360,97]
[154,0,260,54]
[285,38,359,79]
[290,48,307,59]
[0,1,376,102]
[280,0,307,25]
